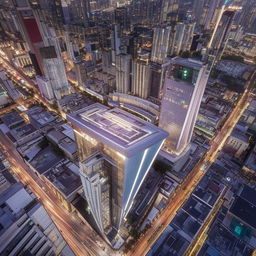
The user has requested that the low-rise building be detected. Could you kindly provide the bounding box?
[25,106,59,131]
[1,110,24,129]
[8,123,42,146]
[42,161,82,211]
[225,129,250,158]
[47,128,77,161]
[243,145,256,178]
[0,182,74,256]
[28,146,64,176]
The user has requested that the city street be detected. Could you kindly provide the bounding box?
[127,71,256,256]
[0,52,255,256]
[0,56,115,256]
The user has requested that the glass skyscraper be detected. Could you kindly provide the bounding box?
[159,57,210,156]
[67,103,168,244]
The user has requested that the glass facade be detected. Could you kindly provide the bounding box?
[68,104,168,242]
[159,58,209,155]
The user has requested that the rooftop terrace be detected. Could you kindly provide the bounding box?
[67,103,168,156]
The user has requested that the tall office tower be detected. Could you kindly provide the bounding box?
[38,46,71,102]
[61,0,90,26]
[192,0,224,31]
[234,0,256,33]
[208,8,236,62]
[128,0,162,25]
[159,57,210,157]
[29,0,64,26]
[67,103,168,244]
[150,62,168,99]
[116,54,131,94]
[160,0,179,23]
[203,0,223,30]
[74,59,89,87]
[12,0,45,75]
[102,50,113,73]
[170,21,195,56]
[131,59,152,99]
[192,0,205,31]
[111,24,121,64]
[151,26,172,64]
[115,7,129,31]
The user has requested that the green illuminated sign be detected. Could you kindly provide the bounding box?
[182,68,190,80]
[234,225,242,236]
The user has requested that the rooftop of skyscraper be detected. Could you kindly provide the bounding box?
[171,57,204,69]
[67,103,168,157]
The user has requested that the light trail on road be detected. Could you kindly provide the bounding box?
[127,71,256,256]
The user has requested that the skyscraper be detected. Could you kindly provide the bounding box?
[159,57,210,156]
[208,8,236,61]
[67,103,168,244]
[61,0,90,26]
[131,59,151,99]
[111,24,121,64]
[170,21,195,56]
[150,62,168,99]
[151,26,172,64]
[115,54,131,94]
[38,46,71,102]
[160,0,179,23]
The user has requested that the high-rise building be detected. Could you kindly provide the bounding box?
[115,54,131,94]
[151,26,172,64]
[67,103,168,244]
[111,24,121,64]
[170,21,195,56]
[208,8,236,61]
[193,0,223,31]
[13,1,45,75]
[131,59,151,99]
[61,0,90,26]
[38,46,71,102]
[114,7,129,31]
[159,57,210,156]
[234,0,256,34]
[160,0,179,23]
[150,62,168,99]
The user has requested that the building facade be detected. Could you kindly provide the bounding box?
[67,104,168,244]
[115,54,131,94]
[159,57,210,156]
[131,59,151,99]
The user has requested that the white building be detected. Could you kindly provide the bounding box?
[115,54,131,94]
[159,57,210,156]
[131,59,152,99]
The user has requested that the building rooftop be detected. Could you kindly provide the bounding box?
[10,124,37,142]
[26,106,57,128]
[1,110,24,129]
[230,129,249,143]
[67,103,168,157]
[171,57,203,70]
[230,195,256,229]
[44,162,81,198]
[243,145,256,172]
[29,146,63,174]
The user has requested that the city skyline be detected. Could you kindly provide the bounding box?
[0,0,255,255]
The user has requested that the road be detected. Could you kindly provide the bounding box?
[0,132,112,256]
[0,55,115,256]
[1,52,255,256]
[127,71,256,256]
